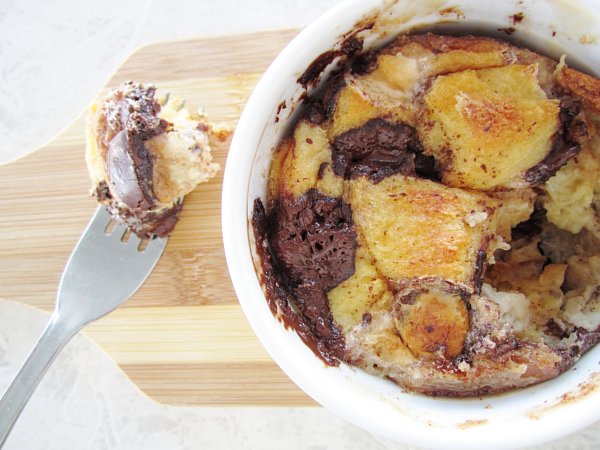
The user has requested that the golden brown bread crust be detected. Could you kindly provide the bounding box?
[421,64,562,190]
[384,33,512,69]
[558,66,600,115]
[346,175,496,290]
[394,284,469,360]
[396,33,509,52]
[257,33,600,397]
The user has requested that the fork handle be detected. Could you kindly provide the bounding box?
[0,313,81,447]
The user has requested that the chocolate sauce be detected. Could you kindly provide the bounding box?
[272,190,356,289]
[298,51,342,89]
[298,33,364,89]
[305,72,346,126]
[252,190,357,364]
[331,118,434,183]
[471,249,488,295]
[523,97,588,185]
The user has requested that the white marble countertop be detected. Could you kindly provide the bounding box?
[1,1,600,448]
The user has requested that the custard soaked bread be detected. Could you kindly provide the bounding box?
[86,82,221,237]
[253,34,600,396]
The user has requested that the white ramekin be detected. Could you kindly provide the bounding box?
[222,1,600,448]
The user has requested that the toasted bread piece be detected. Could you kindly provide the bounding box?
[338,34,511,133]
[279,120,342,198]
[388,33,510,78]
[346,290,563,397]
[422,64,560,190]
[338,55,417,131]
[346,175,496,290]
[329,84,388,138]
[328,244,392,332]
[395,286,469,360]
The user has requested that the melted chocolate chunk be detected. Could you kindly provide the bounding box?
[97,82,179,238]
[305,71,346,125]
[317,162,328,180]
[350,51,378,76]
[107,130,150,210]
[103,82,167,211]
[523,97,587,185]
[293,281,345,358]
[472,249,487,295]
[252,190,357,364]
[414,153,441,182]
[511,216,542,242]
[298,51,342,89]
[545,319,570,339]
[95,181,112,202]
[331,119,431,183]
[298,33,364,88]
[127,109,166,208]
[272,189,356,290]
[271,190,357,359]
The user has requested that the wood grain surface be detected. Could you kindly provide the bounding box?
[0,29,318,406]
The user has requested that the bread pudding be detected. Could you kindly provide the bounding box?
[86,81,220,238]
[252,33,600,396]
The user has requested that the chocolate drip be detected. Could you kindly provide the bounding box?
[305,72,346,125]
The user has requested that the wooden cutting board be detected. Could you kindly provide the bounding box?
[0,29,318,406]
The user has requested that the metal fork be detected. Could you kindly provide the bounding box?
[0,206,168,446]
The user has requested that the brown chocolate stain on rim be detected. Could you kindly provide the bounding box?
[456,419,489,429]
[510,12,525,25]
[274,100,287,123]
[438,6,465,20]
[498,27,517,35]
[526,372,600,420]
[296,0,465,90]
[296,0,407,91]
[297,33,366,89]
